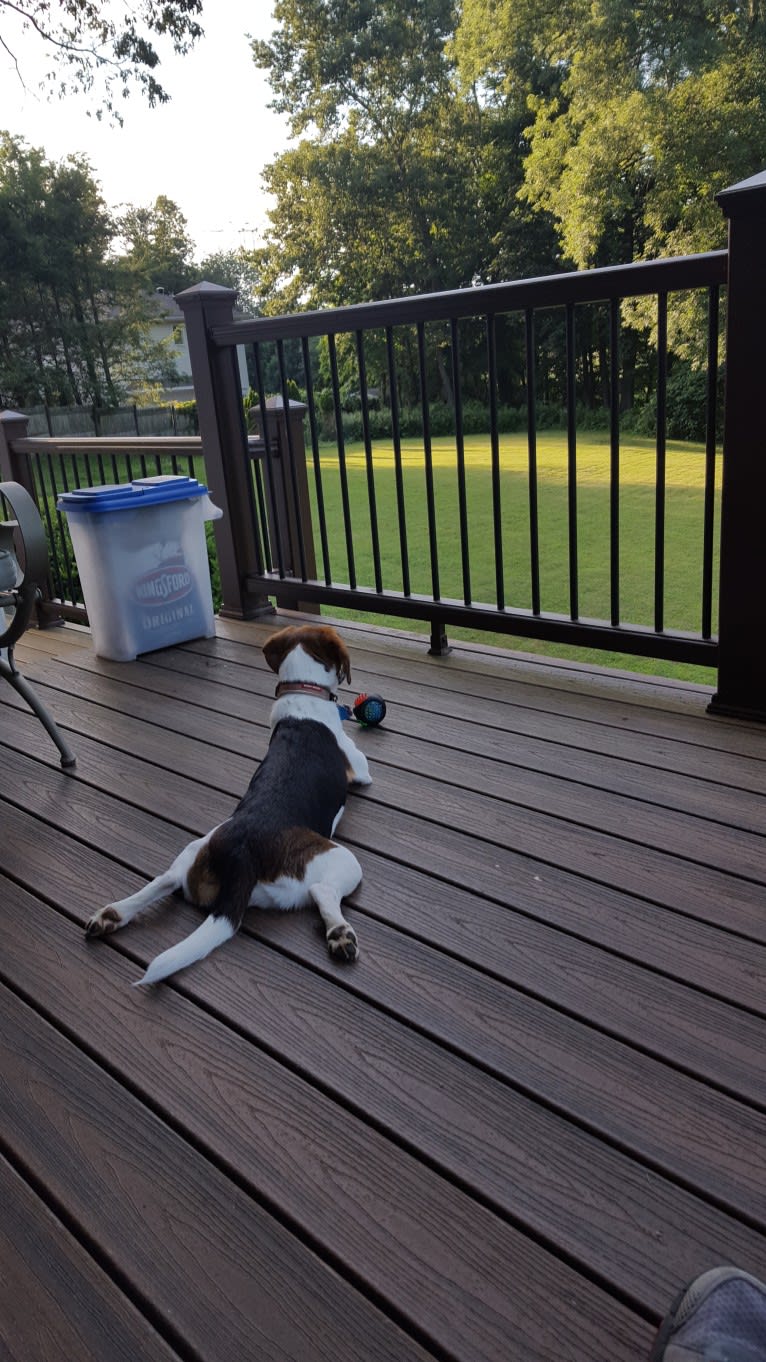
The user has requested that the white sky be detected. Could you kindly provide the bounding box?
[0,2,293,260]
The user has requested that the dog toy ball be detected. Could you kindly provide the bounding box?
[353,693,386,727]
[337,693,387,727]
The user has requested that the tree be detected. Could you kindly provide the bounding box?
[0,135,181,408]
[251,0,457,140]
[252,0,470,307]
[453,0,766,391]
[117,196,197,295]
[252,0,564,303]
[252,0,562,407]
[1,0,204,121]
[197,248,263,316]
[457,0,766,268]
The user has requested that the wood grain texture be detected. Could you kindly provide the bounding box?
[3,615,766,1362]
[2,871,765,1317]
[0,877,655,1355]
[0,988,441,1362]
[0,1153,182,1362]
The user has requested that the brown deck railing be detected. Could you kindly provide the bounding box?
[2,170,766,719]
[179,254,727,667]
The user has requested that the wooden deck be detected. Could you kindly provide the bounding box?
[2,613,766,1362]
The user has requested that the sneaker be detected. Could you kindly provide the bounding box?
[651,1267,766,1361]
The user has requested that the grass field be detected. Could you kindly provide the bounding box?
[26,431,721,685]
[305,430,721,685]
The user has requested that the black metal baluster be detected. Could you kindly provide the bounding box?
[302,335,332,585]
[328,334,356,588]
[417,322,440,602]
[702,284,720,639]
[450,318,471,605]
[276,338,308,580]
[386,326,410,597]
[252,340,286,577]
[565,303,579,619]
[609,297,621,626]
[525,309,541,615]
[356,330,383,592]
[654,293,668,633]
[486,314,504,610]
[234,364,264,578]
[251,453,270,575]
[47,454,78,606]
[34,452,62,599]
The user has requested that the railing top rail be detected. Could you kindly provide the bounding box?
[13,435,203,456]
[211,251,728,347]
[12,435,265,457]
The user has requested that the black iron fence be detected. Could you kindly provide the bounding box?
[0,426,204,620]
[179,254,727,668]
[3,169,766,720]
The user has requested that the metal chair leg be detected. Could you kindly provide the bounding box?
[1,651,77,770]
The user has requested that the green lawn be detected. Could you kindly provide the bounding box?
[306,430,721,684]
[31,431,720,685]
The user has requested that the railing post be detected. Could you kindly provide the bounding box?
[0,411,34,490]
[0,410,62,628]
[708,169,766,722]
[176,281,273,619]
[256,396,318,614]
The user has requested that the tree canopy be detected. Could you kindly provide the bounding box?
[252,0,557,315]
[455,0,766,267]
[117,196,198,296]
[0,136,183,408]
[1,0,203,121]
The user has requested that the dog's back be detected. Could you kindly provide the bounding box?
[186,717,351,912]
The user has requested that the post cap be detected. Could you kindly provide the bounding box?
[717,167,766,217]
[264,396,308,413]
[174,281,239,308]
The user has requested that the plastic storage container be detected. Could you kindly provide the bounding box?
[58,475,222,661]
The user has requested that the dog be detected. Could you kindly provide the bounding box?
[85,624,372,985]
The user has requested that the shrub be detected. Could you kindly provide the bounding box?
[624,365,724,442]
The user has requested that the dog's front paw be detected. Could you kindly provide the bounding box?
[85,905,123,938]
[351,758,372,786]
[326,923,359,962]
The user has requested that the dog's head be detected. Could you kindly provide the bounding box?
[263,624,352,686]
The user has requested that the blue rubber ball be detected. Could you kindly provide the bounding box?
[353,693,387,727]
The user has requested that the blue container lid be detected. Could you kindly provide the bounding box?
[58,475,210,513]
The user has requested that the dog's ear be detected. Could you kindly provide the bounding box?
[263,627,298,674]
[329,634,352,686]
[300,626,352,685]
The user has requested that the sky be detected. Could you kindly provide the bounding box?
[0,2,293,260]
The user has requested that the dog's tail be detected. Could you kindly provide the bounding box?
[134,913,237,987]
[134,839,252,987]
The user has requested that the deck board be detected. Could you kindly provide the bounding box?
[2,613,766,1361]
[0,1154,183,1362]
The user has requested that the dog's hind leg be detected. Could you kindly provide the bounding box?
[85,867,182,939]
[306,844,363,962]
[85,831,216,939]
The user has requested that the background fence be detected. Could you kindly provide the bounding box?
[21,403,199,439]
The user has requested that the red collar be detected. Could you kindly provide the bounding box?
[274,680,337,702]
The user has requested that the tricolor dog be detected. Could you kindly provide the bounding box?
[86,624,371,985]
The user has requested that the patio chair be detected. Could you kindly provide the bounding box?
[0,480,76,769]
